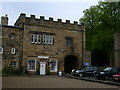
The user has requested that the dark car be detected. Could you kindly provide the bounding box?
[96,67,120,80]
[73,66,99,77]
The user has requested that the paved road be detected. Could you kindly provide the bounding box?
[2,75,120,88]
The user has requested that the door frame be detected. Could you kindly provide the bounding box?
[40,61,46,75]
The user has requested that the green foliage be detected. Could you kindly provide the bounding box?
[46,65,50,75]
[36,66,40,75]
[80,1,120,66]
[2,66,22,76]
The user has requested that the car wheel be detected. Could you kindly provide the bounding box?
[97,77,101,80]
[105,76,109,80]
[79,73,83,77]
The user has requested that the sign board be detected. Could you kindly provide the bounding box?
[83,62,90,67]
[38,56,49,59]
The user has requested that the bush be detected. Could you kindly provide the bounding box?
[2,66,22,76]
[46,65,50,75]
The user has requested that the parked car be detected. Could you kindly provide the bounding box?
[113,73,120,81]
[73,66,99,77]
[71,69,78,76]
[96,67,120,80]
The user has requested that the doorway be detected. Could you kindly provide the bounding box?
[64,55,78,73]
[40,61,46,75]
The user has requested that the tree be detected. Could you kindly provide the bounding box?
[80,1,120,66]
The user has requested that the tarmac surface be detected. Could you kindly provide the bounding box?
[2,75,120,88]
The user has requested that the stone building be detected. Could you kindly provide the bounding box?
[0,30,2,70]
[1,15,23,69]
[1,13,85,75]
[114,32,120,67]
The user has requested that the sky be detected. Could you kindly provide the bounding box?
[0,0,100,25]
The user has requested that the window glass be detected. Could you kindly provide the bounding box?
[37,34,41,44]
[34,34,37,43]
[49,60,57,72]
[43,35,46,44]
[28,59,36,71]
[65,37,73,47]
[0,47,3,54]
[43,35,53,45]
[104,67,112,71]
[31,34,53,45]
[46,35,49,44]
[50,36,53,44]
[11,48,15,54]
[10,34,15,39]
[10,62,16,67]
[31,34,35,43]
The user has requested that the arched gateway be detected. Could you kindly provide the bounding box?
[64,55,78,73]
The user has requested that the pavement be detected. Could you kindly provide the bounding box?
[65,74,120,86]
[2,75,120,88]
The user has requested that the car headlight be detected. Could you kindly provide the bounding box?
[100,72,104,74]
[76,70,79,73]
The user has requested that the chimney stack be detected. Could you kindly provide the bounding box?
[1,14,8,25]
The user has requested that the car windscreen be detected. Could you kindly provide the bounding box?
[104,67,112,71]
[84,67,90,71]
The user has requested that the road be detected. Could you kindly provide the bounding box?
[2,75,120,88]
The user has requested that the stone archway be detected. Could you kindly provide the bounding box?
[64,55,78,73]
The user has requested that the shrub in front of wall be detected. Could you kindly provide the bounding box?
[2,66,22,76]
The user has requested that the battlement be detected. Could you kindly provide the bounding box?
[15,13,84,31]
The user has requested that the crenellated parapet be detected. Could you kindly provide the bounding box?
[15,13,84,31]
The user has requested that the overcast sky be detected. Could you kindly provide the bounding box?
[1,0,100,25]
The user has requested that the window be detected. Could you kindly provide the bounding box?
[10,34,15,39]
[27,59,36,71]
[43,35,47,44]
[43,35,53,45]
[31,33,53,45]
[34,34,37,43]
[65,37,73,47]
[37,34,41,44]
[31,34,35,43]
[49,60,57,72]
[11,48,16,54]
[49,35,53,44]
[31,34,41,44]
[10,62,16,67]
[0,47,3,54]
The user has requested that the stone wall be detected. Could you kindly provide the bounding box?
[0,32,2,70]
[2,25,23,69]
[15,13,85,74]
[1,13,85,74]
[114,32,120,67]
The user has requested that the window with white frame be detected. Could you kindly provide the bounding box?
[10,62,16,67]
[31,34,41,44]
[49,60,57,72]
[37,34,41,44]
[11,48,16,54]
[27,59,36,71]
[34,34,37,43]
[43,35,53,45]
[43,35,46,44]
[0,47,3,54]
[49,35,53,44]
[31,34,35,43]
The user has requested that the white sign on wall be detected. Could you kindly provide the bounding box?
[38,56,49,59]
